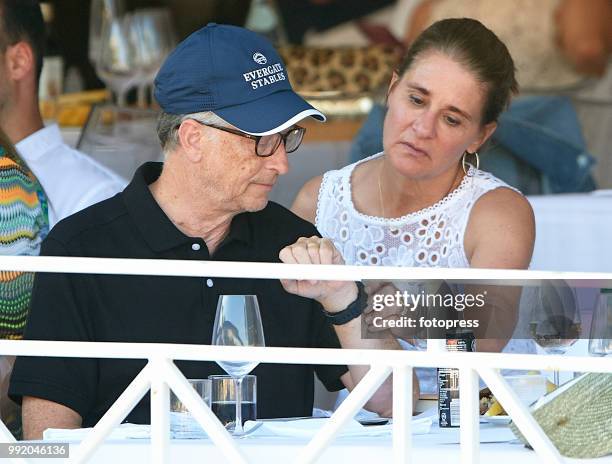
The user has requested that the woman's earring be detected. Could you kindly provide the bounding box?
[462,151,480,176]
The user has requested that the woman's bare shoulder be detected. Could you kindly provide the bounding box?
[290,174,324,223]
[473,187,533,218]
[465,187,535,269]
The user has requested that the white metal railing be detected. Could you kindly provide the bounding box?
[0,256,610,464]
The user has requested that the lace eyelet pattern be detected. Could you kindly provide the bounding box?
[315,152,518,268]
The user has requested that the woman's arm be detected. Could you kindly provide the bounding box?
[463,187,536,352]
[290,175,323,223]
[465,187,535,270]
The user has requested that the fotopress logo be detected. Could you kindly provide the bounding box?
[253,52,267,65]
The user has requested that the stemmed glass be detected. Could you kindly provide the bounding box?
[88,0,126,67]
[530,280,582,386]
[96,13,138,106]
[129,8,177,107]
[588,288,612,356]
[212,295,265,435]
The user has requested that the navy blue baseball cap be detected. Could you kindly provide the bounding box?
[154,23,325,135]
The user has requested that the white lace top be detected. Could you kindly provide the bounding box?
[318,154,536,398]
[315,153,517,268]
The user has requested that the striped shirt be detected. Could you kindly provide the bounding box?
[0,147,49,339]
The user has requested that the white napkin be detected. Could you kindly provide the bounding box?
[242,416,432,439]
[44,414,211,441]
[410,406,516,444]
[43,423,152,441]
[415,424,517,445]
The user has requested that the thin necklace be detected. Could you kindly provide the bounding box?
[377,158,464,219]
[377,161,387,218]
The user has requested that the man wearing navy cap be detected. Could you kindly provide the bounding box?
[9,24,397,439]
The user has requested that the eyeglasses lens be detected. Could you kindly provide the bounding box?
[256,135,282,157]
[255,127,305,157]
[284,128,304,153]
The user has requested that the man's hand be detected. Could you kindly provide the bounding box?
[279,236,357,312]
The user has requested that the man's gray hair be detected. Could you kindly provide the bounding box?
[156,111,230,154]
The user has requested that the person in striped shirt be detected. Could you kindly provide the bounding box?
[0,126,48,436]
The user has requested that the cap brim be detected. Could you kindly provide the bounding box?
[214,90,326,136]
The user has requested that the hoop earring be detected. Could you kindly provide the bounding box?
[462,151,479,176]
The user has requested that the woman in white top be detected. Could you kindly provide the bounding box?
[292,19,535,361]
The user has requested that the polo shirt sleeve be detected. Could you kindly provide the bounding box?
[310,301,349,392]
[9,237,98,420]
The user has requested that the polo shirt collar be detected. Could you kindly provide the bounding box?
[15,124,64,162]
[122,162,252,253]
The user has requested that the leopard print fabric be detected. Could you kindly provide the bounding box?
[278,45,403,95]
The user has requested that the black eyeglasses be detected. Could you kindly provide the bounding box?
[189,120,306,157]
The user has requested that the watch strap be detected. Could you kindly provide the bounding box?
[322,281,367,325]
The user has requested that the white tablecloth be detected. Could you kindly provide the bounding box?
[36,430,612,464]
[528,192,612,272]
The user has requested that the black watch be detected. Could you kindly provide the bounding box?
[322,281,368,325]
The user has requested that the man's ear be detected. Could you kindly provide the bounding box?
[177,119,205,162]
[467,121,497,153]
[4,41,35,81]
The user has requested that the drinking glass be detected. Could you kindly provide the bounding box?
[129,8,177,107]
[212,295,265,435]
[588,288,612,356]
[530,280,581,385]
[89,0,126,66]
[96,13,138,106]
[169,379,211,436]
[209,375,257,429]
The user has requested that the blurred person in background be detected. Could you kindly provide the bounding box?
[405,0,611,77]
[0,0,125,227]
[0,127,49,437]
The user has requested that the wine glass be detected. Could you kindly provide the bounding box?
[129,8,177,107]
[212,295,265,435]
[96,13,138,106]
[530,280,582,386]
[89,0,126,66]
[588,288,612,356]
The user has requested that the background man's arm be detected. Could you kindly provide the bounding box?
[22,397,81,440]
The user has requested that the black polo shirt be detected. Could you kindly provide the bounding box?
[9,162,347,427]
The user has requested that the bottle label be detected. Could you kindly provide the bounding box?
[438,332,475,428]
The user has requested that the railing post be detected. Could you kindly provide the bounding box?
[478,368,565,464]
[392,365,413,464]
[70,364,153,464]
[150,359,170,464]
[459,367,479,464]
[295,365,392,464]
[162,361,249,464]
